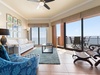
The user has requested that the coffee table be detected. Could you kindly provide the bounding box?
[41,43,53,53]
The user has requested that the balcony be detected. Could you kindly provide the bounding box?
[57,36,100,50]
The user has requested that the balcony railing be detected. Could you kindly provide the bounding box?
[57,36,100,49]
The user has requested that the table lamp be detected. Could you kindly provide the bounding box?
[0,29,9,45]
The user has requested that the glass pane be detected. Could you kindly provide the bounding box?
[6,23,12,30]
[12,25,18,31]
[84,16,100,46]
[18,32,21,38]
[40,27,47,44]
[32,27,38,45]
[13,31,18,38]
[56,24,61,46]
[66,20,81,50]
[18,26,22,31]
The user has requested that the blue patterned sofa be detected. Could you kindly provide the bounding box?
[0,45,39,75]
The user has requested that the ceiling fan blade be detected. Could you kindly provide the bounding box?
[44,3,50,10]
[44,0,54,3]
[27,0,40,2]
[36,4,41,9]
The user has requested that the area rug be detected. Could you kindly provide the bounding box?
[25,47,60,64]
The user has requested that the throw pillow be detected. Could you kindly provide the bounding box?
[7,39,18,46]
[0,45,10,61]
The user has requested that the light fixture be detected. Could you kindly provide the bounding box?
[39,2,44,6]
[36,2,44,9]
[26,27,30,32]
[0,29,10,45]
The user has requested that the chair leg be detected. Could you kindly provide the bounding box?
[74,58,80,63]
[95,60,100,67]
[84,59,93,67]
[73,55,93,67]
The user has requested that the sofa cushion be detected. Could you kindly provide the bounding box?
[6,38,34,55]
[7,38,18,46]
[20,44,27,49]
[24,38,28,43]
[0,45,10,61]
[17,38,28,44]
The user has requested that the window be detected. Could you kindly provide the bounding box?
[32,27,38,45]
[32,27,47,45]
[66,20,81,49]
[56,24,61,46]
[40,27,47,44]
[84,16,100,45]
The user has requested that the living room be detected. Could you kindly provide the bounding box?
[0,0,100,75]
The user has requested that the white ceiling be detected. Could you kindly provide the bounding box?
[1,0,100,20]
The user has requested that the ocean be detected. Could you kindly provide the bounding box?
[32,38,46,44]
[66,36,100,45]
[33,36,100,46]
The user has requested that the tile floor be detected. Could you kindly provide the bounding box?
[22,48,100,75]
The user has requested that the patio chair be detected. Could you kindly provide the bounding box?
[72,37,81,49]
[69,37,74,44]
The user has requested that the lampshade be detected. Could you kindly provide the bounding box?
[0,29,10,35]
[0,29,10,45]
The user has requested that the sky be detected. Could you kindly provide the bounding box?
[56,16,100,37]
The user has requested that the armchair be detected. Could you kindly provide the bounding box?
[0,45,39,75]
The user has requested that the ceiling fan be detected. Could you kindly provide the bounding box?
[27,0,55,10]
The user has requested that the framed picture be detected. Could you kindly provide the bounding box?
[13,17,17,24]
[18,32,21,38]
[13,31,18,38]
[6,14,13,22]
[7,30,13,38]
[6,22,12,30]
[18,26,22,31]
[17,19,21,26]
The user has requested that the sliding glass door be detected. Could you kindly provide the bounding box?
[65,15,100,50]
[84,16,100,46]
[40,27,47,44]
[56,24,61,47]
[32,27,47,45]
[66,20,81,50]
[32,27,38,45]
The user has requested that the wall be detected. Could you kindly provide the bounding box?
[0,2,28,38]
[47,23,52,43]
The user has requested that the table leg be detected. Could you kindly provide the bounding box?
[52,46,53,53]
[42,46,43,53]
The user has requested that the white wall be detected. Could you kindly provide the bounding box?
[0,2,28,38]
[46,23,52,43]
